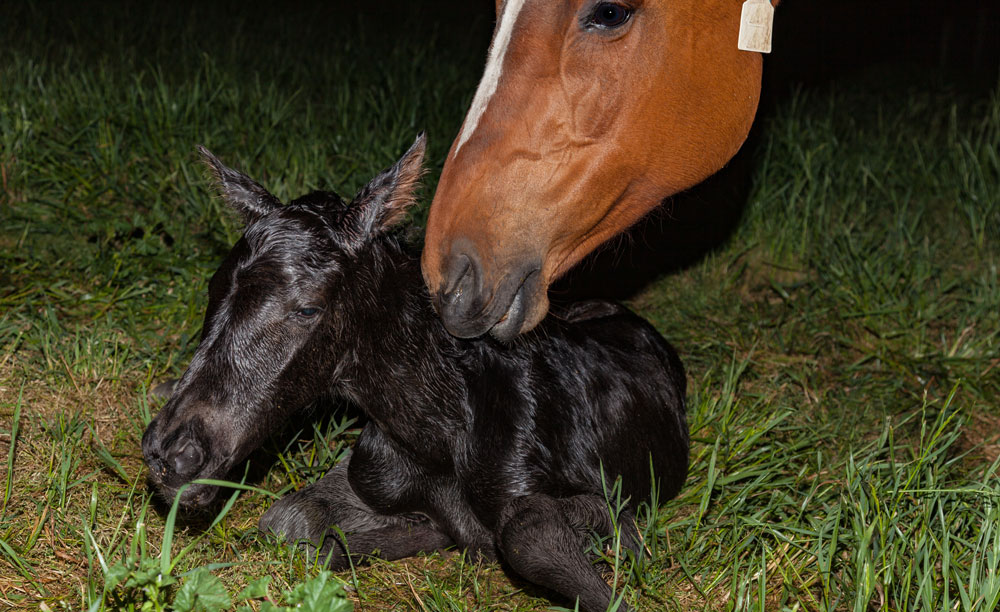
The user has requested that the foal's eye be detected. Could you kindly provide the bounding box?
[296,307,320,318]
[588,2,632,29]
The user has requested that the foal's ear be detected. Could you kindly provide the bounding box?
[197,145,280,224]
[349,133,427,235]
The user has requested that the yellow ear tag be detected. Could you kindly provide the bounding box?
[738,0,774,54]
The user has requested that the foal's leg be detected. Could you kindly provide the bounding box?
[259,454,452,569]
[495,493,637,612]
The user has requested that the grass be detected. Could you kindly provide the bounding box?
[1,1,999,610]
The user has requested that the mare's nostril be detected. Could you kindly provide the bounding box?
[438,253,478,310]
[169,440,205,478]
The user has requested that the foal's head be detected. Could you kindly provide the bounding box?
[141,136,425,508]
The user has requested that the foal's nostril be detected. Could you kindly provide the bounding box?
[169,440,205,478]
[146,455,166,477]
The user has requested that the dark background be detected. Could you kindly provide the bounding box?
[26,0,1000,96]
[769,0,999,91]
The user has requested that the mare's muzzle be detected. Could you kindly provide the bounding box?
[431,239,543,342]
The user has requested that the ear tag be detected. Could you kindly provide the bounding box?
[738,0,774,54]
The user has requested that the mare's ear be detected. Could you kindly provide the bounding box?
[197,145,280,224]
[348,133,426,236]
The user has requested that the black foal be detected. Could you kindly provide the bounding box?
[141,135,688,612]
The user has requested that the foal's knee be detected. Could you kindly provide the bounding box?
[496,495,574,568]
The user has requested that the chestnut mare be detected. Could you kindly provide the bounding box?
[423,0,775,340]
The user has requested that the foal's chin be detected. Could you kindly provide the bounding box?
[146,478,222,512]
[145,455,239,511]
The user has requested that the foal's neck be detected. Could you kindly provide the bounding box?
[340,239,465,427]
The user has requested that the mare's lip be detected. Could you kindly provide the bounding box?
[487,272,535,342]
[437,268,540,341]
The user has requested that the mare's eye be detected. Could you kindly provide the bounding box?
[589,2,632,29]
[296,307,320,318]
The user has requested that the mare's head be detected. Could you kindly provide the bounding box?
[141,136,426,508]
[423,0,771,340]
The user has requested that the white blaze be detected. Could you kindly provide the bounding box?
[453,0,527,156]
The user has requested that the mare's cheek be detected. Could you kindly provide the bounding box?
[561,53,626,140]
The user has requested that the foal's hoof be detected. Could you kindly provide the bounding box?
[259,497,355,569]
[259,494,332,549]
[149,379,178,400]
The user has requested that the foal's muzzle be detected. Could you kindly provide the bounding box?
[141,404,228,509]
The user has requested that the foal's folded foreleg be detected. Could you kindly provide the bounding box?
[495,493,636,612]
[313,522,454,570]
[258,454,452,569]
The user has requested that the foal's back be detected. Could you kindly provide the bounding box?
[454,298,688,512]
